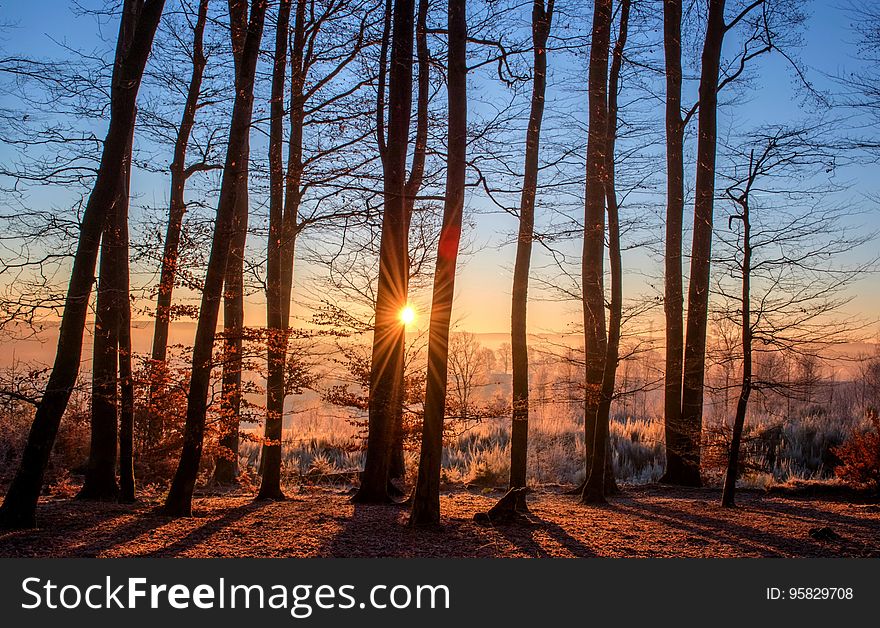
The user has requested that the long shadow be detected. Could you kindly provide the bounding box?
[145,500,269,557]
[321,501,418,558]
[756,498,880,531]
[488,512,598,557]
[70,505,168,557]
[0,500,164,558]
[613,498,867,556]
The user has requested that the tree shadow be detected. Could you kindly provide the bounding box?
[756,499,880,531]
[321,501,416,557]
[613,497,878,557]
[0,499,162,557]
[69,508,168,557]
[487,513,599,557]
[145,500,269,557]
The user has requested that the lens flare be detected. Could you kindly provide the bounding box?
[400,305,416,326]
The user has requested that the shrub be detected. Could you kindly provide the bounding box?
[833,409,880,493]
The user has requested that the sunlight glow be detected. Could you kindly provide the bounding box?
[400,305,416,326]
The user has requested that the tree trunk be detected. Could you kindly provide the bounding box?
[258,0,293,501]
[79,202,124,501]
[409,0,466,527]
[354,0,414,504]
[213,0,251,486]
[721,169,752,508]
[679,0,726,488]
[0,0,166,530]
[660,0,690,486]
[595,0,629,498]
[580,0,612,505]
[509,0,553,497]
[148,0,210,446]
[79,4,143,503]
[389,0,430,482]
[163,0,267,517]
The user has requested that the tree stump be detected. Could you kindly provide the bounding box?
[474,487,530,525]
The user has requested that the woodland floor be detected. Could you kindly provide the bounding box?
[1,484,878,558]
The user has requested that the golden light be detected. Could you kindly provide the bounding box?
[400,305,416,326]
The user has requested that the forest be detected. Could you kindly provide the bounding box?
[0,0,879,557]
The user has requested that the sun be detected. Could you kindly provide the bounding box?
[400,305,416,326]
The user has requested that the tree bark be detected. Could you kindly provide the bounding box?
[163,0,267,517]
[389,0,430,482]
[595,0,629,498]
[581,0,612,505]
[0,0,166,529]
[409,0,466,527]
[79,4,143,503]
[213,0,252,486]
[258,0,293,501]
[660,0,690,486]
[148,0,210,446]
[354,0,414,504]
[679,0,727,488]
[509,0,553,497]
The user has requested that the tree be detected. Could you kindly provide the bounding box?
[410,0,467,526]
[354,0,415,503]
[390,0,431,483]
[78,3,144,502]
[148,0,213,427]
[163,0,267,517]
[508,0,554,499]
[259,0,376,497]
[660,0,687,484]
[214,0,252,486]
[259,0,293,500]
[592,0,630,499]
[716,127,875,506]
[0,0,167,530]
[675,0,727,488]
[580,0,612,504]
[665,0,804,486]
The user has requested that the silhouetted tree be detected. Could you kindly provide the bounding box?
[259,0,293,500]
[581,0,612,504]
[149,0,213,423]
[509,0,554,498]
[410,0,467,526]
[0,0,167,529]
[163,0,267,517]
[355,0,415,503]
[214,0,252,486]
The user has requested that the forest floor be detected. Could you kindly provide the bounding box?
[1,484,878,558]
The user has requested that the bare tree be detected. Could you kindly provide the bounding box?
[0,0,167,529]
[716,126,876,506]
[409,0,467,526]
[259,0,293,500]
[258,0,378,497]
[665,0,806,486]
[508,0,554,499]
[163,0,267,517]
[580,0,612,504]
[149,0,213,408]
[355,0,415,503]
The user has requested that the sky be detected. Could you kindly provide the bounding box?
[0,0,878,341]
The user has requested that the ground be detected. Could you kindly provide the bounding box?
[1,485,878,558]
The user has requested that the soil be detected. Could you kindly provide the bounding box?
[1,485,878,558]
